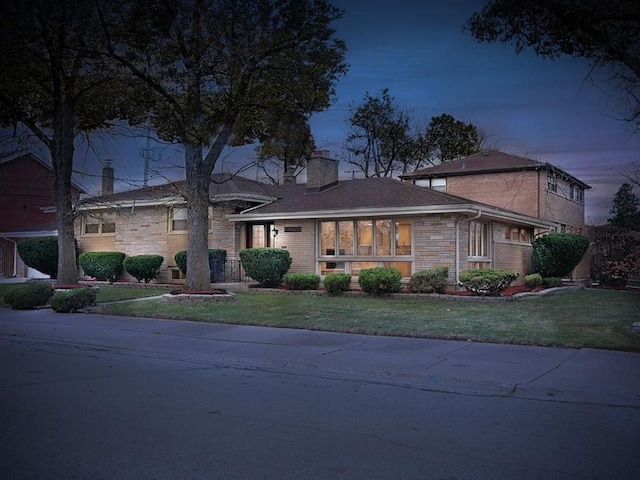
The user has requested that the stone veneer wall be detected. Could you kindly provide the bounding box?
[272,219,316,274]
[412,214,459,285]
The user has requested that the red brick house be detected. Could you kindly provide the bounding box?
[0,152,83,278]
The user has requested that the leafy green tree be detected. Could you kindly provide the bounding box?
[0,0,145,285]
[422,113,484,164]
[345,89,419,178]
[466,0,640,124]
[106,0,347,290]
[256,111,316,184]
[609,183,640,231]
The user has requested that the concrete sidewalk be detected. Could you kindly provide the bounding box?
[1,308,639,408]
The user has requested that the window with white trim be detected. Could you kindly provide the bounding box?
[169,207,187,232]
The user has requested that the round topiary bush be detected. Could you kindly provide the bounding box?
[524,273,543,288]
[533,233,590,278]
[79,251,126,282]
[17,236,59,278]
[323,273,352,295]
[408,267,449,294]
[358,267,402,294]
[124,255,164,283]
[239,248,292,287]
[459,269,519,296]
[3,283,54,310]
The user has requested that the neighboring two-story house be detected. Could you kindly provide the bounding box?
[76,151,552,287]
[400,150,591,281]
[0,152,83,278]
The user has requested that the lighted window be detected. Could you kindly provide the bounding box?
[356,220,373,256]
[83,212,115,235]
[375,219,392,256]
[395,219,412,255]
[504,226,530,243]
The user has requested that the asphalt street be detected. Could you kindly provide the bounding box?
[1,308,639,479]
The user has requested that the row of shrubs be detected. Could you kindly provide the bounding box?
[3,282,97,312]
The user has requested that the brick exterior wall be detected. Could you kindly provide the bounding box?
[273,219,316,273]
[447,171,541,218]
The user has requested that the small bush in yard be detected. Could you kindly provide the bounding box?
[524,273,543,288]
[323,273,352,295]
[459,269,519,296]
[408,267,448,294]
[79,252,126,282]
[17,236,60,278]
[124,255,164,283]
[239,248,292,287]
[358,267,402,294]
[542,276,563,288]
[4,283,54,310]
[50,288,97,313]
[284,273,320,290]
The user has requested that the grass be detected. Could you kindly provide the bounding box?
[2,283,639,351]
[98,288,640,352]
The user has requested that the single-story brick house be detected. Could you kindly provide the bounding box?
[76,151,551,287]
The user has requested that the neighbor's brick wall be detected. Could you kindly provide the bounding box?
[538,174,586,231]
[446,171,541,218]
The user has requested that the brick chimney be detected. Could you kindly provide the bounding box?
[102,159,114,196]
[306,150,338,192]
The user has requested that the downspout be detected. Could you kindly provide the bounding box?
[455,210,482,285]
[1,236,18,277]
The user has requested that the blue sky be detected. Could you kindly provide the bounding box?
[73,0,639,225]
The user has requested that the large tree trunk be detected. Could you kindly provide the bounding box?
[184,143,212,291]
[52,100,78,286]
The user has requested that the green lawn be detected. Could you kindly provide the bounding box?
[2,283,638,351]
[100,288,640,352]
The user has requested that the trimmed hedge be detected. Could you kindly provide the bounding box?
[533,233,589,278]
[79,252,126,282]
[523,273,543,288]
[542,276,563,288]
[174,249,227,281]
[459,269,519,296]
[51,288,97,313]
[239,248,292,287]
[284,273,320,290]
[17,236,60,278]
[3,283,54,310]
[323,273,352,295]
[408,267,448,294]
[358,267,402,294]
[124,255,164,283]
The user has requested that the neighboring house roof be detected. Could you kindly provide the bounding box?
[400,150,591,189]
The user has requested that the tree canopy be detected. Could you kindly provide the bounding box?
[0,0,145,285]
[466,0,640,124]
[609,183,640,231]
[104,0,347,289]
[423,113,484,164]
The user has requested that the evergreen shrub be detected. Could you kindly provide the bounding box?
[532,233,589,278]
[79,252,126,282]
[358,267,402,294]
[283,273,320,290]
[459,269,519,296]
[239,248,292,287]
[4,283,54,309]
[17,236,60,278]
[50,288,97,313]
[323,273,352,295]
[124,255,164,283]
[408,267,449,294]
[524,273,543,288]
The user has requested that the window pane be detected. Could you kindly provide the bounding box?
[431,178,446,192]
[171,208,188,231]
[84,222,99,234]
[356,221,373,256]
[351,261,377,275]
[338,221,353,255]
[384,261,411,277]
[320,221,336,255]
[395,219,412,255]
[469,221,488,257]
[375,219,392,256]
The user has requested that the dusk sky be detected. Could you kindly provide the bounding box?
[73,0,639,225]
